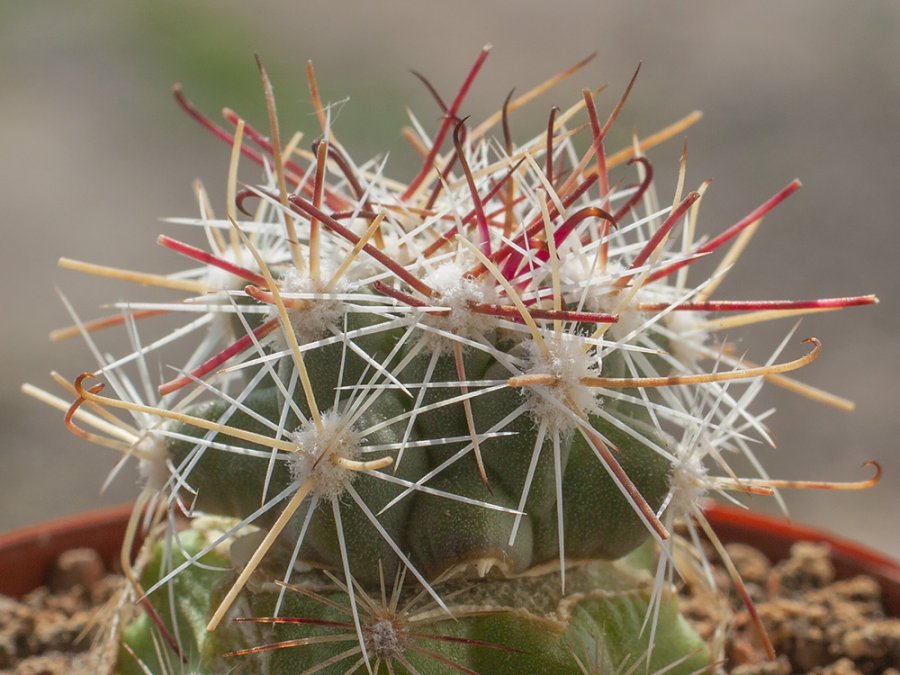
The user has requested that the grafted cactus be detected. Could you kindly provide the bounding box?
[27,49,879,674]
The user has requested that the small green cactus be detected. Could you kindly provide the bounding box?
[27,49,878,673]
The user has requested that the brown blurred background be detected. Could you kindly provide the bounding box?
[2,1,897,555]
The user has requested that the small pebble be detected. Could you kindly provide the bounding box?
[776,541,835,589]
[815,657,862,674]
[730,654,792,674]
[842,619,900,661]
[726,543,772,585]
[48,548,105,594]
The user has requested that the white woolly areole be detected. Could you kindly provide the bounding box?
[268,266,346,346]
[289,411,362,501]
[582,266,710,362]
[375,229,416,273]
[665,451,709,519]
[206,248,259,292]
[594,291,646,349]
[364,616,408,660]
[664,309,709,368]
[420,261,500,352]
[135,431,169,491]
[204,249,262,337]
[522,332,602,433]
[569,261,645,342]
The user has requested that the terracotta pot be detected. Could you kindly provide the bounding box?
[0,503,133,598]
[1,502,898,616]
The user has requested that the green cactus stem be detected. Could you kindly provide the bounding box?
[25,49,879,673]
[122,527,710,674]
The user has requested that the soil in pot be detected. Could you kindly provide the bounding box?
[0,547,122,674]
[682,539,900,673]
[683,502,900,673]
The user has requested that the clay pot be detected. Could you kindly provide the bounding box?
[0,504,133,598]
[1,502,898,613]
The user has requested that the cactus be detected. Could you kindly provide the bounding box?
[25,49,879,673]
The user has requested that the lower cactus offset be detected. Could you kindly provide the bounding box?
[29,49,878,673]
[122,528,709,673]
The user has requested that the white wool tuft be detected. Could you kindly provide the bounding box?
[522,333,602,433]
[268,266,347,345]
[290,411,362,501]
[420,261,500,351]
[135,431,169,491]
[665,451,709,519]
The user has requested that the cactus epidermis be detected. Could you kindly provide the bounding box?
[32,50,879,673]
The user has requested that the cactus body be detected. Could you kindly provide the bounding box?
[162,315,675,586]
[31,50,877,674]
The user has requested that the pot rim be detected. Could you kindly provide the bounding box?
[0,503,134,598]
[1,502,897,608]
